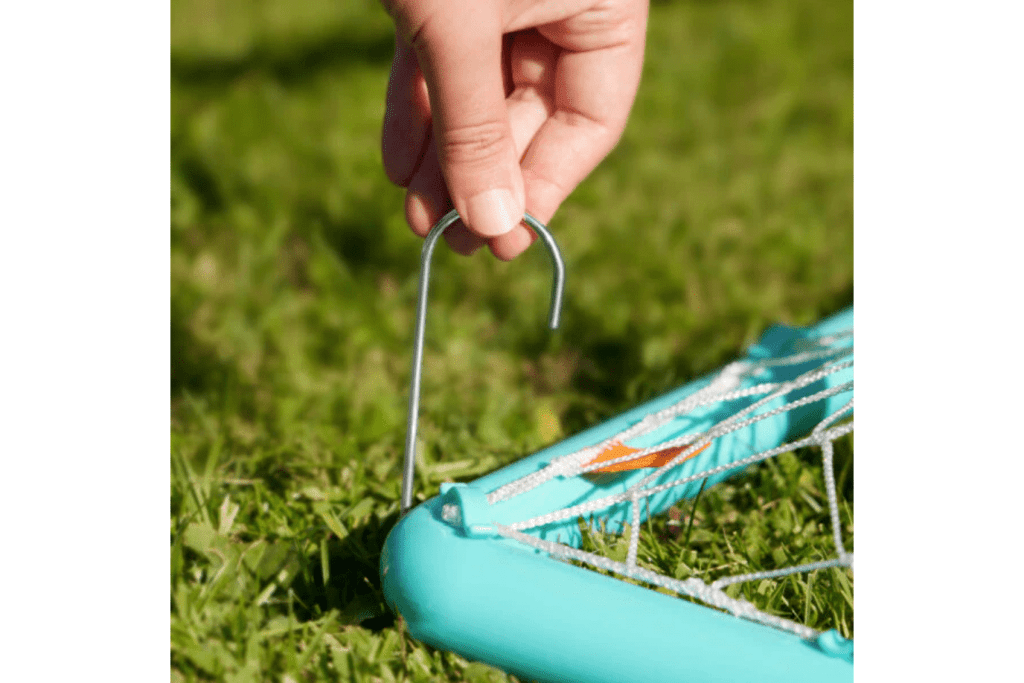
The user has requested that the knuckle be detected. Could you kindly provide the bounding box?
[382,1,453,50]
[568,0,647,48]
[380,0,430,45]
[439,119,512,167]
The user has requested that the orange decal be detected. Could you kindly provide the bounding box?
[583,440,711,474]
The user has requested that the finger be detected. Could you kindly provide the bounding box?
[404,4,525,239]
[445,221,487,256]
[487,223,537,261]
[522,5,648,222]
[506,30,558,159]
[485,32,560,261]
[405,137,486,254]
[405,29,554,260]
[404,136,448,237]
[382,31,432,187]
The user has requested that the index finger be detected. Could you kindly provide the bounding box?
[389,0,526,239]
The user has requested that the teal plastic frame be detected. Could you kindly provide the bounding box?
[381,308,853,683]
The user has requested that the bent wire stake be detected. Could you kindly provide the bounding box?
[400,209,567,515]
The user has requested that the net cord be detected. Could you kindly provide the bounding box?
[480,331,853,640]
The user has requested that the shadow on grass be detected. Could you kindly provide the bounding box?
[300,195,419,280]
[172,26,393,88]
[174,152,226,215]
[172,291,238,398]
[515,287,854,437]
[291,510,400,631]
[819,283,854,323]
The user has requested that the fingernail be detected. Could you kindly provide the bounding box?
[464,189,521,237]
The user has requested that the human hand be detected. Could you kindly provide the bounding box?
[381,0,648,259]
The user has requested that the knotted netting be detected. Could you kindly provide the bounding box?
[443,324,853,642]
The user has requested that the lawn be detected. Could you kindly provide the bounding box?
[171,0,852,680]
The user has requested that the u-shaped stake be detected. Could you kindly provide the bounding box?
[400,210,567,515]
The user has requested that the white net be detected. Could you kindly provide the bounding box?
[458,326,853,641]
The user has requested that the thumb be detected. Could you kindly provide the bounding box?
[401,4,523,238]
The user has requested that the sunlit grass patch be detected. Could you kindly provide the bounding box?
[574,434,853,640]
[171,0,851,678]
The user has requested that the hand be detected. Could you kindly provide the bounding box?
[381,0,648,259]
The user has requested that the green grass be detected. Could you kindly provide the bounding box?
[578,439,854,640]
[171,0,852,680]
